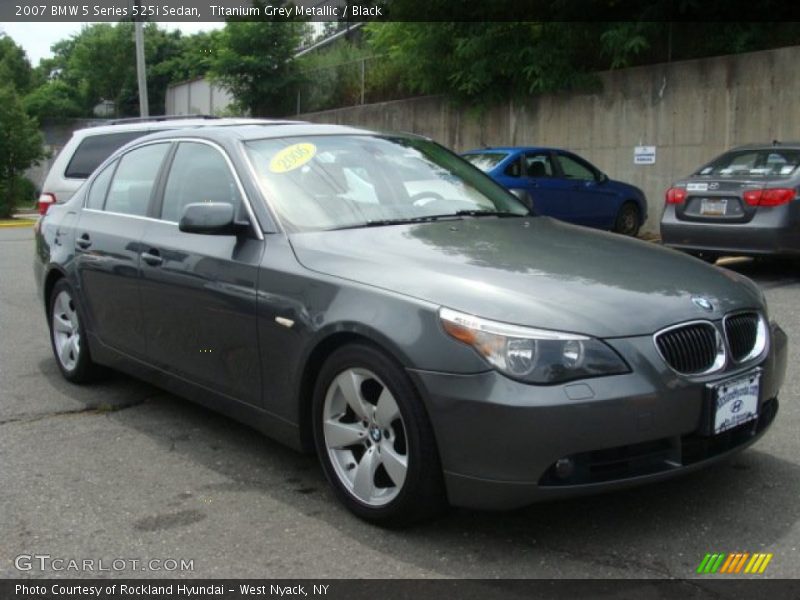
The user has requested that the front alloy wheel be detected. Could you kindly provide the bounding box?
[323,368,408,507]
[313,344,445,526]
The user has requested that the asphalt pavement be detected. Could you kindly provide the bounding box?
[1,226,798,579]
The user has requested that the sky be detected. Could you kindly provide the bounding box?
[0,22,224,66]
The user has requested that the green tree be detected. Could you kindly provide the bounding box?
[23,80,84,121]
[366,23,603,107]
[0,86,46,218]
[153,30,221,85]
[211,19,307,116]
[23,23,195,119]
[0,34,32,93]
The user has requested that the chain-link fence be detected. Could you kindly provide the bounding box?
[294,55,414,115]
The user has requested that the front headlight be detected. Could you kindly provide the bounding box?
[439,308,630,384]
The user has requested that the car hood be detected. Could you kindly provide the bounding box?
[288,217,762,338]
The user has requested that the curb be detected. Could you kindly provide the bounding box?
[0,220,36,228]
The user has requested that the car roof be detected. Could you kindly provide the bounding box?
[127,122,409,144]
[72,117,302,137]
[462,146,563,154]
[729,142,800,151]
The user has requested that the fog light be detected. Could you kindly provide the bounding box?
[553,458,575,479]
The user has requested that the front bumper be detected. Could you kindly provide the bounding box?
[410,322,788,510]
[660,204,800,256]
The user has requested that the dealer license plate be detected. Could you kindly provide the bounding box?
[711,371,760,435]
[700,198,728,216]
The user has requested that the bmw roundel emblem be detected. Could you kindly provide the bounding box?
[692,296,714,311]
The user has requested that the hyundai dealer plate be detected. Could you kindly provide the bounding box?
[711,370,760,435]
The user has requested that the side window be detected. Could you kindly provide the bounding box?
[161,142,242,223]
[524,153,554,178]
[557,154,596,181]
[105,143,170,217]
[85,160,116,210]
[504,157,523,178]
[65,131,155,179]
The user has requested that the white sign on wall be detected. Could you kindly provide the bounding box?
[634,145,657,165]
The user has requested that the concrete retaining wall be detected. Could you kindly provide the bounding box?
[298,46,800,233]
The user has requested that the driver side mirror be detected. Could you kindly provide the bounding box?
[509,188,535,213]
[598,172,609,183]
[179,202,246,235]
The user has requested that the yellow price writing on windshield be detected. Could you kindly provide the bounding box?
[269,143,317,173]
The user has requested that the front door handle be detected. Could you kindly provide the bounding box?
[75,234,91,250]
[141,249,163,267]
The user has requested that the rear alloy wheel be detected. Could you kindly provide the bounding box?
[49,279,101,383]
[312,344,445,526]
[614,202,641,237]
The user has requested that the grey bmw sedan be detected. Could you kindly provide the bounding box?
[35,124,788,525]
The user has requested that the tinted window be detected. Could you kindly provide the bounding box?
[558,154,595,181]
[161,143,242,223]
[244,135,527,233]
[696,149,800,178]
[504,157,522,178]
[64,130,159,179]
[104,143,170,217]
[462,152,508,172]
[85,160,116,210]
[524,153,554,177]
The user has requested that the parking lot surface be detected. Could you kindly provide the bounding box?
[1,226,798,579]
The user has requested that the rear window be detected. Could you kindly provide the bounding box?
[462,152,508,172]
[696,149,800,179]
[64,130,159,179]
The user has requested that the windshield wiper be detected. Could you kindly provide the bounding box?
[453,209,523,217]
[330,211,519,231]
[363,215,462,227]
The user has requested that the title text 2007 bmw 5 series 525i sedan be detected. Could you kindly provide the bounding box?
[34,124,788,525]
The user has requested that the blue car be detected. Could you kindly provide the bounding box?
[462,147,647,236]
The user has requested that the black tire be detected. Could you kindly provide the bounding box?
[48,279,103,383]
[312,343,446,526]
[613,202,641,237]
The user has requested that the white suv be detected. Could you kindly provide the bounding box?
[37,116,297,214]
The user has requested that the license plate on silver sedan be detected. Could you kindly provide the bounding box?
[700,198,728,216]
[711,371,760,434]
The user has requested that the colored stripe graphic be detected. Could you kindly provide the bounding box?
[734,553,750,573]
[758,554,773,573]
[711,553,726,573]
[697,554,712,574]
[699,552,773,575]
[745,554,759,573]
[720,554,736,573]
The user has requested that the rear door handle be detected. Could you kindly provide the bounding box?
[141,249,163,267]
[75,234,91,250]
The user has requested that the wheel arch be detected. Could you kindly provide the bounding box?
[624,198,644,225]
[295,326,415,454]
[43,266,67,315]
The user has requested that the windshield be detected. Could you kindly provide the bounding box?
[244,135,528,232]
[462,152,508,172]
[696,149,800,179]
